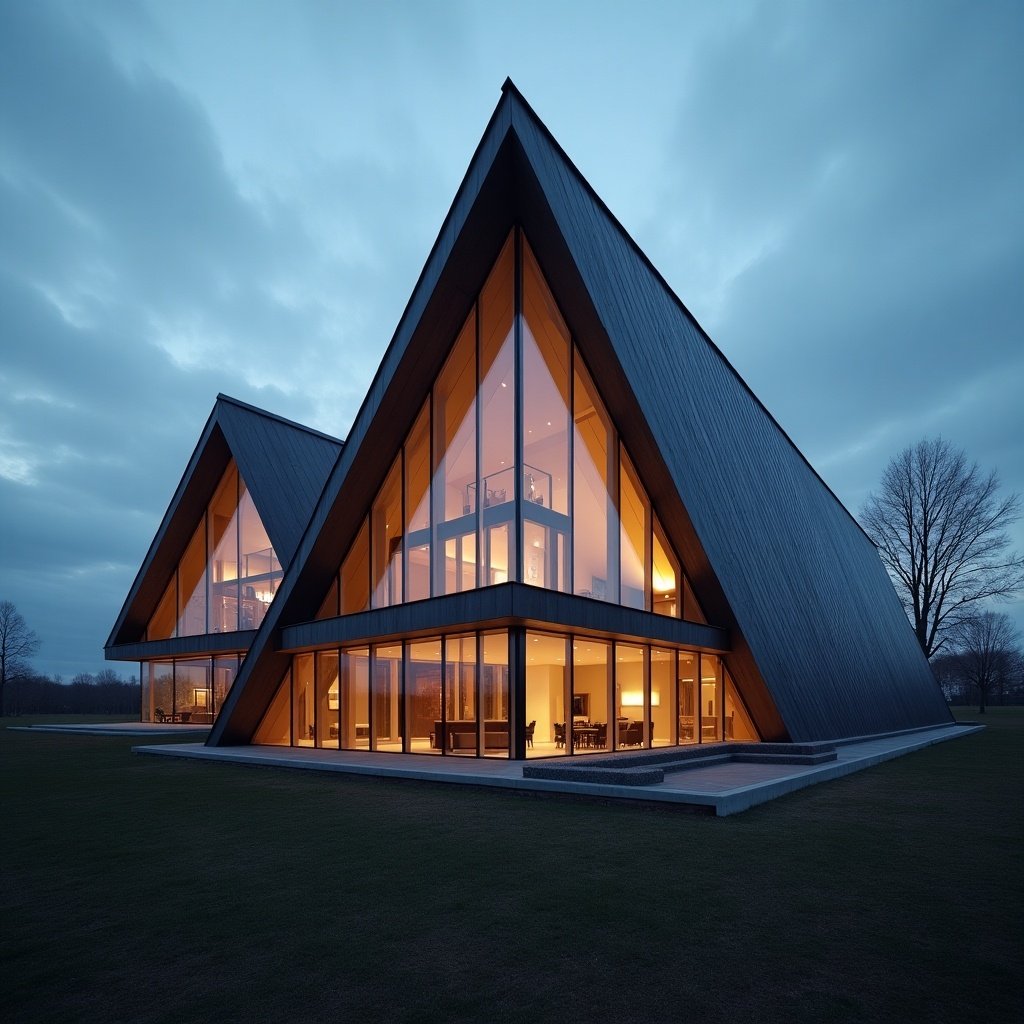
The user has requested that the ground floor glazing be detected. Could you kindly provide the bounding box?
[140,655,241,724]
[254,627,757,757]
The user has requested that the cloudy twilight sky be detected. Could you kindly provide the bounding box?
[1,0,1021,680]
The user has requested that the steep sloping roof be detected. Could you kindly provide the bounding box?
[210,81,949,745]
[105,395,341,649]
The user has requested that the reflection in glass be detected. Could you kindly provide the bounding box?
[405,638,442,754]
[372,644,402,751]
[404,402,431,602]
[208,462,239,632]
[620,449,649,610]
[146,459,281,640]
[292,653,314,746]
[174,660,211,725]
[340,519,370,615]
[445,634,477,756]
[522,241,570,516]
[371,455,403,608]
[700,654,723,742]
[433,312,477,595]
[340,647,369,749]
[677,651,698,744]
[573,355,618,602]
[483,524,510,586]
[144,662,173,723]
[318,227,706,627]
[177,521,207,636]
[479,233,516,575]
[239,479,281,630]
[212,656,237,721]
[316,650,339,748]
[481,632,510,757]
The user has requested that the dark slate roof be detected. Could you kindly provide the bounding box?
[210,81,950,746]
[105,395,341,650]
[214,395,342,565]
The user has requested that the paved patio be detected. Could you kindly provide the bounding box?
[131,722,981,815]
[9,721,211,737]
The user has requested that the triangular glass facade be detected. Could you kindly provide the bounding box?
[146,458,282,639]
[319,228,704,621]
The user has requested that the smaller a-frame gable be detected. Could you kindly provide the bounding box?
[105,395,342,652]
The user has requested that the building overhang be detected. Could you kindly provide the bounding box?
[105,631,257,663]
[278,583,729,654]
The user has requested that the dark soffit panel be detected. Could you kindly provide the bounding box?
[106,631,257,662]
[278,584,730,654]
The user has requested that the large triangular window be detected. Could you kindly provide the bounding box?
[319,229,705,622]
[146,459,282,639]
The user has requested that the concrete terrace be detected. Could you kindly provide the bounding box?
[10,722,211,738]
[131,722,979,816]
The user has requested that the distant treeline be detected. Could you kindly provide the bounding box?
[5,669,140,716]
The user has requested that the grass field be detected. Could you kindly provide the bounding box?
[2,710,1021,1024]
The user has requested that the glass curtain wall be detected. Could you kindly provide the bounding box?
[259,631,511,757]
[445,635,477,756]
[481,632,510,757]
[651,648,674,747]
[340,647,370,749]
[479,236,516,588]
[327,227,706,624]
[260,631,757,756]
[146,458,281,640]
[434,314,478,596]
[521,239,570,592]
[406,639,442,754]
[405,402,431,602]
[140,656,239,722]
[615,643,647,747]
[524,635,755,758]
[677,652,699,744]
[573,357,618,603]
[373,645,403,751]
[570,638,611,754]
[525,632,569,756]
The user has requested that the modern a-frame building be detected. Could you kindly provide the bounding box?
[108,81,951,758]
[105,395,342,723]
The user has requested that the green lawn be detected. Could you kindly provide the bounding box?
[1,711,1021,1024]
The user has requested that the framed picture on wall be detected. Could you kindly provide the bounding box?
[572,694,590,718]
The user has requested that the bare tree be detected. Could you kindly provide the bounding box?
[861,438,1024,658]
[956,611,1020,713]
[0,600,41,716]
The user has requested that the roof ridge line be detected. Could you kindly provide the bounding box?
[215,393,344,446]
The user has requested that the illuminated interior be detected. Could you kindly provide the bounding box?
[140,655,239,723]
[318,228,705,622]
[256,629,756,756]
[256,630,511,757]
[147,459,282,639]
